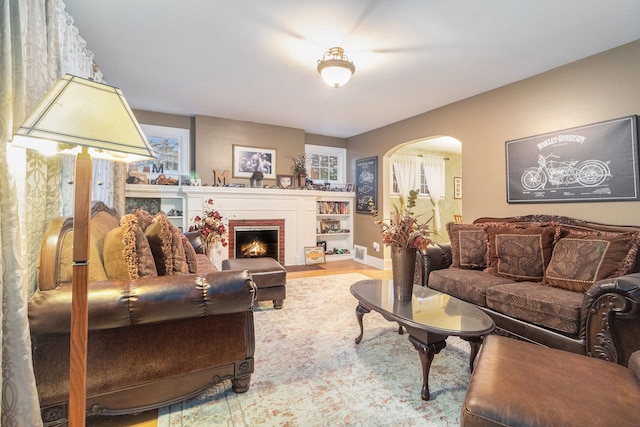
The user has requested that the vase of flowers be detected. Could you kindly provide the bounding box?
[189,198,228,264]
[372,190,432,301]
[289,152,308,188]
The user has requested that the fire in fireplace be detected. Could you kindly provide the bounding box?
[228,219,285,263]
[234,226,280,261]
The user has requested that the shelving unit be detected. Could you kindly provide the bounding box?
[125,185,187,230]
[124,185,355,264]
[316,197,353,261]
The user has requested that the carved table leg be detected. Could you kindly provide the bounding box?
[461,336,483,373]
[408,336,447,401]
[355,303,370,344]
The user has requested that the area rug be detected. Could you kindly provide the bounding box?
[158,273,471,426]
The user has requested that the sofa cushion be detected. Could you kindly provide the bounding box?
[485,223,558,282]
[486,282,583,335]
[630,351,640,382]
[543,231,640,293]
[428,269,513,307]
[59,210,120,284]
[446,223,487,269]
[103,215,158,280]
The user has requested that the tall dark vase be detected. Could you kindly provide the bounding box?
[391,246,417,301]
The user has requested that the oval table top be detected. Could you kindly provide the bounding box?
[350,279,494,337]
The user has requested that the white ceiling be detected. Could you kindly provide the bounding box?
[63,0,640,139]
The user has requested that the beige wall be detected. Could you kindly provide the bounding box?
[348,40,640,262]
[131,111,347,187]
[305,133,347,148]
[193,115,307,186]
[133,41,640,265]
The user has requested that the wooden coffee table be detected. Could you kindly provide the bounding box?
[350,279,495,401]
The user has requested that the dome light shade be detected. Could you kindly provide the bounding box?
[317,47,355,88]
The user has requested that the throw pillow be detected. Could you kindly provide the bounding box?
[131,207,154,231]
[170,223,189,274]
[446,222,487,269]
[145,214,174,275]
[103,214,158,280]
[145,213,189,275]
[543,231,640,292]
[182,235,198,274]
[484,223,558,282]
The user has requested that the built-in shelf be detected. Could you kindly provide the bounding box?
[125,185,355,265]
[316,196,353,260]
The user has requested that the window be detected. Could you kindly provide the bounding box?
[305,145,346,185]
[130,124,190,178]
[390,163,430,196]
[419,168,431,194]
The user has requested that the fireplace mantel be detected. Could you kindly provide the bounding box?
[125,185,354,267]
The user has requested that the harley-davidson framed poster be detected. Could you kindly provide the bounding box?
[505,115,638,203]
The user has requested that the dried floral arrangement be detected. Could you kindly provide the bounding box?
[188,198,228,247]
[289,152,308,176]
[371,190,432,250]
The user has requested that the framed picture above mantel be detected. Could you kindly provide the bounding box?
[233,145,276,179]
[505,115,639,203]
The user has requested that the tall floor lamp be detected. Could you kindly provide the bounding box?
[12,74,155,426]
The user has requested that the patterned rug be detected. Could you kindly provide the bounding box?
[158,273,471,426]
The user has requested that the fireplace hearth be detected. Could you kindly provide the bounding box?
[229,219,285,263]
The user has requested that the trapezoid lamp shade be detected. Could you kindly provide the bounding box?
[11,74,155,163]
[317,47,356,88]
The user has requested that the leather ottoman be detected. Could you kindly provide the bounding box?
[222,258,286,309]
[461,335,640,426]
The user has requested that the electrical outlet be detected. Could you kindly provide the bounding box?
[373,242,380,252]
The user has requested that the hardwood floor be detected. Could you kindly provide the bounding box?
[86,260,389,427]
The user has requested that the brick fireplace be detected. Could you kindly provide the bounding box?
[228,219,285,264]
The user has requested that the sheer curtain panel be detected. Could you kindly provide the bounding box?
[391,153,418,203]
[1,0,63,425]
[421,156,446,232]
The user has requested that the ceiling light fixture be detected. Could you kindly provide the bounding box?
[317,47,355,88]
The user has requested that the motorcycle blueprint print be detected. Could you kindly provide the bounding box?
[520,154,611,191]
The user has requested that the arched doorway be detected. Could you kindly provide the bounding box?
[383,136,462,244]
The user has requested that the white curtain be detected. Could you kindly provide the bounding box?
[1,0,61,424]
[391,153,417,204]
[421,155,446,232]
[1,0,113,423]
[56,2,127,216]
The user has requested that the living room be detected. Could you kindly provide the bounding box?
[3,1,640,426]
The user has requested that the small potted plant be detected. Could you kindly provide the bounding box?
[289,152,308,188]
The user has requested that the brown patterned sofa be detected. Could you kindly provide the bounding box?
[421,214,640,366]
[29,202,256,425]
